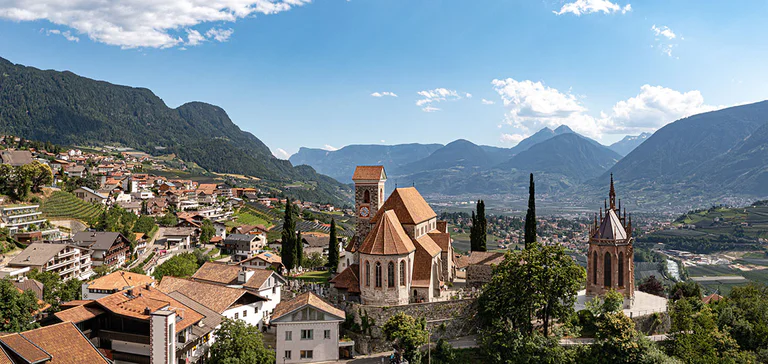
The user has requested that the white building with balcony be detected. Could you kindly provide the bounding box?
[0,204,47,235]
[8,243,94,281]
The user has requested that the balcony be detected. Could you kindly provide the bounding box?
[58,249,77,258]
[46,257,77,270]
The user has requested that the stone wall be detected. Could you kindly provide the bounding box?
[467,264,493,288]
[343,299,478,355]
[632,311,670,335]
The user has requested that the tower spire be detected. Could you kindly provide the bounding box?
[609,173,616,210]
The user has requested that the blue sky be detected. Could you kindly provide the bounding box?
[0,0,766,158]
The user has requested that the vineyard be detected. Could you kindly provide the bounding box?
[40,191,104,223]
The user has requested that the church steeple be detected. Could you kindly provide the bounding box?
[609,173,616,210]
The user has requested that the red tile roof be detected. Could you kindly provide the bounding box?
[17,322,109,363]
[272,292,345,321]
[94,286,203,333]
[329,264,360,293]
[352,166,386,181]
[371,187,436,225]
[359,210,416,256]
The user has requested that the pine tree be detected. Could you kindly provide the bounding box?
[478,200,487,252]
[327,219,340,273]
[281,199,296,272]
[295,229,303,268]
[524,173,537,249]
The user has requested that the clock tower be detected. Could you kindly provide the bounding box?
[352,166,387,245]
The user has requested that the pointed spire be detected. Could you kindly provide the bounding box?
[609,173,616,210]
[618,198,622,213]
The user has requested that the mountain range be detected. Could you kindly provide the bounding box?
[0,57,351,205]
[609,133,651,156]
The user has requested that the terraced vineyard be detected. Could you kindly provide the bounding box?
[41,191,104,223]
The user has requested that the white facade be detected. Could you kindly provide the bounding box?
[274,308,343,364]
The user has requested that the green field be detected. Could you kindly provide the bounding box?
[295,270,331,284]
[687,265,740,277]
[687,264,768,295]
[226,205,275,229]
[40,191,104,223]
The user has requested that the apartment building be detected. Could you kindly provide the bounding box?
[272,292,347,364]
[8,243,94,281]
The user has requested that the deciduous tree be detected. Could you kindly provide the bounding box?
[382,312,429,364]
[209,319,274,364]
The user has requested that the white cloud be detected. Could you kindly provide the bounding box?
[206,28,234,42]
[492,78,721,138]
[45,28,79,42]
[322,144,339,151]
[415,88,470,111]
[273,148,291,159]
[4,0,309,49]
[186,29,205,46]
[481,98,495,105]
[554,0,631,16]
[651,25,676,40]
[371,91,398,98]
[500,133,526,144]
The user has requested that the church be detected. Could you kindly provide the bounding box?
[330,166,455,306]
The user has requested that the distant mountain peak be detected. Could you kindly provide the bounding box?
[554,125,575,134]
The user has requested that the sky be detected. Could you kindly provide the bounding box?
[0,0,767,159]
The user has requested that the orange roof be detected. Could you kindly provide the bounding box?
[191,262,277,291]
[87,271,155,292]
[54,305,104,324]
[359,210,416,256]
[329,264,360,293]
[427,230,452,253]
[242,251,282,265]
[95,286,203,333]
[352,166,386,181]
[0,333,50,363]
[272,292,345,321]
[703,293,723,304]
[411,237,441,288]
[371,187,436,225]
[11,322,110,363]
[414,234,442,257]
[157,276,264,314]
[0,347,12,364]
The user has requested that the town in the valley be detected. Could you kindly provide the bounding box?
[3,134,760,364]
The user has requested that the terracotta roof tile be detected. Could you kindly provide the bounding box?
[15,322,109,363]
[54,305,104,324]
[371,188,436,225]
[359,210,416,256]
[94,286,203,333]
[352,166,386,181]
[86,271,155,292]
[329,264,360,293]
[191,262,279,291]
[414,234,442,258]
[0,348,12,364]
[467,251,505,266]
[427,231,452,253]
[411,246,435,288]
[157,276,264,314]
[0,333,50,363]
[272,292,345,321]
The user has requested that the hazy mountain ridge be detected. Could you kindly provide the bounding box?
[609,132,651,156]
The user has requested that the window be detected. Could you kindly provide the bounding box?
[400,261,406,286]
[284,351,292,360]
[604,252,612,287]
[592,251,598,284]
[324,329,331,339]
[285,331,292,341]
[618,252,624,287]
[234,312,239,320]
[375,262,382,288]
[388,261,395,288]
[243,309,247,317]
[301,329,313,340]
[363,190,370,204]
[365,261,370,286]
[300,350,314,359]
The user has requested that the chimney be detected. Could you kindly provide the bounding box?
[238,270,255,284]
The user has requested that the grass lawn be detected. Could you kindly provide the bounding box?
[295,270,331,284]
[226,208,274,229]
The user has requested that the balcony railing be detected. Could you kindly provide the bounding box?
[99,330,151,345]
[46,257,77,270]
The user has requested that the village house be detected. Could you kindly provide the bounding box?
[273,292,348,364]
[223,233,266,262]
[0,149,33,166]
[0,322,110,363]
[158,276,270,329]
[72,186,108,205]
[81,270,156,300]
[51,285,216,364]
[71,231,131,268]
[161,227,197,250]
[8,243,94,281]
[190,262,285,324]
[240,251,284,271]
[464,251,505,287]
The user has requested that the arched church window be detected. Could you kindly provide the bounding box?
[388,262,395,287]
[380,189,383,202]
[592,251,598,284]
[375,262,382,288]
[363,190,370,204]
[400,261,406,286]
[365,261,370,286]
[618,252,624,287]
[604,252,612,287]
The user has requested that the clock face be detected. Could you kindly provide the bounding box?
[359,206,370,218]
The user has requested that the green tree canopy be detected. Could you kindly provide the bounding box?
[382,312,429,364]
[0,279,41,332]
[152,253,199,281]
[209,318,275,364]
[327,218,339,272]
[200,219,215,244]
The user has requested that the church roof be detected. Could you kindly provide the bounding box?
[359,210,416,255]
[372,187,436,225]
[352,166,386,181]
[329,264,360,293]
[593,209,627,241]
[414,234,442,258]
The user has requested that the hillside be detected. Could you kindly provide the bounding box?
[394,139,493,175]
[0,57,351,204]
[497,133,622,182]
[289,143,442,182]
[609,133,651,156]
[40,191,104,223]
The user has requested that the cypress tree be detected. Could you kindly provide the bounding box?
[478,200,487,252]
[281,199,296,272]
[327,219,340,273]
[295,229,303,268]
[524,173,537,249]
[470,210,478,251]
